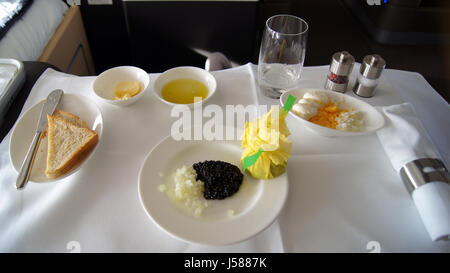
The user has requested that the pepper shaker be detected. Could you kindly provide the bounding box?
[353,54,386,98]
[324,51,355,93]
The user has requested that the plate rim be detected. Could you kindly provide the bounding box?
[9,93,104,182]
[137,131,289,246]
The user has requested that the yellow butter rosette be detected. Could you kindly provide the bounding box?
[241,106,292,179]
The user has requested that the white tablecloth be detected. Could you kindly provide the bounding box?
[0,64,449,252]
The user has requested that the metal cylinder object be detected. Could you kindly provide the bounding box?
[400,158,450,195]
[324,51,355,93]
[353,54,386,98]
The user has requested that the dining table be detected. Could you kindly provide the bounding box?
[0,63,449,252]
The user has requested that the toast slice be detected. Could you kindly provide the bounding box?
[53,110,89,128]
[41,110,88,139]
[45,114,98,179]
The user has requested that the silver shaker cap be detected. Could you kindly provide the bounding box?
[329,51,355,76]
[360,54,386,79]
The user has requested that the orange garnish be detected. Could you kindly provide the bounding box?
[308,102,348,129]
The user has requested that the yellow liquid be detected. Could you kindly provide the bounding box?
[161,79,208,104]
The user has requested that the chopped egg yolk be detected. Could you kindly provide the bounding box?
[308,102,348,129]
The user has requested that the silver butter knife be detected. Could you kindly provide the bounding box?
[16,89,64,189]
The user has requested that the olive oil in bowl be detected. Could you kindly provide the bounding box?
[161,79,208,104]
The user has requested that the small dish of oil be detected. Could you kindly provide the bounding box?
[153,66,217,107]
[161,78,208,104]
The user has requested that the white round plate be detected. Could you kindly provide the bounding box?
[280,88,385,137]
[10,93,103,182]
[138,134,288,245]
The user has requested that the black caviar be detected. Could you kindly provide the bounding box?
[193,160,244,200]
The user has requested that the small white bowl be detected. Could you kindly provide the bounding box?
[153,66,217,108]
[280,88,385,137]
[93,66,150,106]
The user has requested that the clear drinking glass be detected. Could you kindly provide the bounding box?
[258,14,308,98]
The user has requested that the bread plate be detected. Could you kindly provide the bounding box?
[138,128,288,245]
[280,88,385,137]
[10,93,103,182]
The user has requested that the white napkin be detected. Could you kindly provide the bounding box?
[376,103,450,241]
[412,182,450,241]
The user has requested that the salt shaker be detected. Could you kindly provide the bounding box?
[353,54,386,98]
[324,51,355,93]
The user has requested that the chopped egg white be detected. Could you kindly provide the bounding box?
[336,110,364,132]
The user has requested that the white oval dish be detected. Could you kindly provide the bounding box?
[138,130,288,245]
[153,66,217,108]
[93,66,150,106]
[280,88,385,137]
[10,93,103,182]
